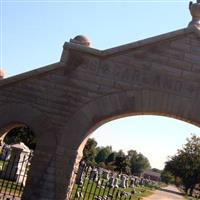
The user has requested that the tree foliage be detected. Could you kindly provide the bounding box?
[114,150,130,174]
[130,153,151,176]
[4,127,36,150]
[82,138,97,166]
[106,152,117,164]
[164,134,200,195]
[95,146,112,164]
[161,170,175,184]
[83,138,151,176]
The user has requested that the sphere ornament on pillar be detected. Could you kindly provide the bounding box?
[70,35,90,47]
[0,69,5,79]
[188,0,200,29]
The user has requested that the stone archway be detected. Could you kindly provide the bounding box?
[59,89,200,199]
[0,2,200,199]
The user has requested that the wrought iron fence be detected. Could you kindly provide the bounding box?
[0,151,32,200]
[70,162,155,200]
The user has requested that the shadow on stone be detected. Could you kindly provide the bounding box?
[158,188,184,196]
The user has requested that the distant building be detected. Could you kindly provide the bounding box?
[142,170,161,182]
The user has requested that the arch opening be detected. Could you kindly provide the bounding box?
[0,123,37,199]
[61,88,200,200]
[69,114,200,199]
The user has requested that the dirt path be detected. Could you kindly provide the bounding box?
[142,185,185,200]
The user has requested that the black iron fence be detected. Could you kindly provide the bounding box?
[0,151,32,200]
[70,162,158,200]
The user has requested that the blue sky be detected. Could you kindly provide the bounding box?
[1,0,190,76]
[1,0,200,169]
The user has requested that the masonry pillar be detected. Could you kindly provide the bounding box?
[22,147,56,200]
[55,147,83,200]
[21,127,57,200]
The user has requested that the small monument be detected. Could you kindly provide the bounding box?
[2,142,31,186]
[75,161,86,185]
[89,167,98,182]
[107,176,114,188]
[113,177,119,188]
[130,178,135,188]
[119,175,127,188]
[102,170,109,180]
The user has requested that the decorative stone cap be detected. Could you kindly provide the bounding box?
[70,35,90,47]
[11,142,31,153]
[188,0,200,29]
[0,69,5,79]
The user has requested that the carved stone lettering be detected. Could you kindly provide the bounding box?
[174,81,182,92]
[82,62,198,98]
[101,64,111,75]
[152,75,161,89]
[121,69,131,82]
[131,69,141,83]
[162,78,173,90]
[113,70,121,80]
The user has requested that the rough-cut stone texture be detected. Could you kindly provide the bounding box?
[0,27,200,200]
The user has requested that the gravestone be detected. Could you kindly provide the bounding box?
[107,177,114,188]
[75,161,86,185]
[113,177,119,188]
[102,170,109,180]
[130,178,135,188]
[89,167,98,182]
[119,175,127,188]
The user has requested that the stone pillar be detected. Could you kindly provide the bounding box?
[21,148,56,200]
[55,147,82,200]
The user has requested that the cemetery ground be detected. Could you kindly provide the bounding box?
[71,179,160,200]
[70,163,163,200]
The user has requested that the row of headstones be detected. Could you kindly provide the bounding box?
[76,161,153,189]
[75,190,131,200]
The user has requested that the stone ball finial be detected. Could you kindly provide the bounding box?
[0,68,5,79]
[188,0,200,28]
[70,35,90,47]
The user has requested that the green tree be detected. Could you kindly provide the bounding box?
[105,152,117,164]
[114,150,130,174]
[95,146,112,164]
[131,153,151,176]
[164,134,200,196]
[82,138,97,165]
[161,170,175,184]
[4,127,36,150]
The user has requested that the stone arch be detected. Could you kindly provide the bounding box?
[58,88,200,199]
[0,103,54,138]
[0,103,58,200]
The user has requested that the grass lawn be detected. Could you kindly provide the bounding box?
[185,196,200,200]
